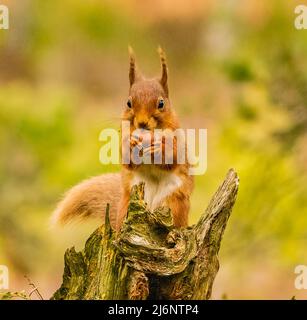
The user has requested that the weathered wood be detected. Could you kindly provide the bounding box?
[51,169,239,300]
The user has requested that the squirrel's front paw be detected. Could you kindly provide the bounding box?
[143,141,162,156]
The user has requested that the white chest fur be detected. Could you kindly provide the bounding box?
[131,168,182,211]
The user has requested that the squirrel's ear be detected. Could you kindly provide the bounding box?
[128,46,139,87]
[158,46,168,96]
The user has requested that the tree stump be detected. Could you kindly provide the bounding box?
[51,169,239,300]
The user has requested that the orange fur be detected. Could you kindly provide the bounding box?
[115,48,193,231]
[51,173,121,229]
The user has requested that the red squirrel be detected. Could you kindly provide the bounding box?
[51,48,194,231]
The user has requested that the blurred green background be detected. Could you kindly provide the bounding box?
[1,0,307,299]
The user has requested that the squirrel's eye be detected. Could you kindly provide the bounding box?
[158,99,164,110]
[127,99,132,109]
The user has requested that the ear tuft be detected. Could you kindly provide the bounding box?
[128,45,137,86]
[158,46,168,96]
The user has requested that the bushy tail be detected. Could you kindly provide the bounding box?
[51,173,122,228]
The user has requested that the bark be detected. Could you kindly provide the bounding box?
[51,169,239,300]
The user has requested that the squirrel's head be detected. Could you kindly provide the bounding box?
[122,47,179,131]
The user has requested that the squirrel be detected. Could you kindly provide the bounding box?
[51,47,194,232]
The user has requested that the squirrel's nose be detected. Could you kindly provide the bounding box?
[138,122,149,129]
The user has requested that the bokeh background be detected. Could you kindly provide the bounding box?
[1,0,307,299]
